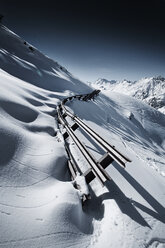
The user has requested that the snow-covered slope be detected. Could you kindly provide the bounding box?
[66,91,165,248]
[90,77,165,114]
[0,25,165,248]
[0,68,95,248]
[0,25,90,94]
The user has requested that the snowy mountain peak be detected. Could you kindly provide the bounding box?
[91,78,117,90]
[95,78,117,85]
[91,76,165,114]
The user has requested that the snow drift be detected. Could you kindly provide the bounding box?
[0,24,165,248]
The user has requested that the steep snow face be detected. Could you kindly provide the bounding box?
[0,25,90,94]
[90,76,165,114]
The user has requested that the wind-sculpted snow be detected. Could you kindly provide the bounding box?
[0,69,95,248]
[0,25,165,248]
[0,23,98,245]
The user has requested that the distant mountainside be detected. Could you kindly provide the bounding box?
[90,76,165,114]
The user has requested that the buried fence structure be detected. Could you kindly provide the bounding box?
[57,90,131,202]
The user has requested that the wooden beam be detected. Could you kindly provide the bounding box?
[98,152,114,169]
[63,123,79,140]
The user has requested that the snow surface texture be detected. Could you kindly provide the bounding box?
[90,77,165,114]
[0,25,165,248]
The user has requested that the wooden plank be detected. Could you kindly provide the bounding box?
[83,153,113,184]
[71,122,79,131]
[62,113,67,119]
[63,131,69,140]
[63,123,79,140]
[65,144,80,175]
[68,160,77,180]
[83,168,95,184]
[62,110,131,167]
[98,152,114,169]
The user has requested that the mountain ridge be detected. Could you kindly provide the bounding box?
[90,76,165,114]
[0,25,90,94]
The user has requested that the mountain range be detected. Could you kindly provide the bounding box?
[90,76,165,114]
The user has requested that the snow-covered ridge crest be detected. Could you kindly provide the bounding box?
[90,76,165,114]
[0,24,90,94]
[95,78,117,85]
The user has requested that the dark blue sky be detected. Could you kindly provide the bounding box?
[1,0,165,82]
